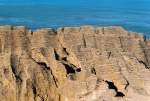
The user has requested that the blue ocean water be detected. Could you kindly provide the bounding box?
[0,0,150,36]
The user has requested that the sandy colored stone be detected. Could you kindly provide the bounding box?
[0,25,150,101]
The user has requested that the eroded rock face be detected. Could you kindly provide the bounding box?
[0,25,150,101]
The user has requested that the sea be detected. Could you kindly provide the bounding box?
[0,0,150,36]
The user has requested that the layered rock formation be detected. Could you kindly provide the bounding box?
[0,25,150,101]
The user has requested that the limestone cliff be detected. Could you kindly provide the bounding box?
[0,25,150,101]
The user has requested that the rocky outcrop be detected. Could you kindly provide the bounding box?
[0,25,150,101]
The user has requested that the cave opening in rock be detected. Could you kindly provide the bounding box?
[76,68,81,72]
[106,81,117,91]
[62,63,76,74]
[105,80,125,97]
[116,92,125,97]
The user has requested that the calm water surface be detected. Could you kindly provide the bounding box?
[0,0,150,36]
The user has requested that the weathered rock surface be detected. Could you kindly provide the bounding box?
[0,25,150,101]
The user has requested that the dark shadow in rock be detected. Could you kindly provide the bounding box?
[91,67,96,75]
[3,68,9,76]
[105,80,125,97]
[70,64,81,72]
[32,83,37,100]
[37,61,58,87]
[139,41,150,69]
[62,57,67,61]
[63,48,69,55]
[10,56,22,83]
[76,68,81,72]
[82,34,87,48]
[67,73,76,80]
[37,62,50,70]
[106,81,117,91]
[40,48,47,57]
[32,84,37,95]
[107,51,112,59]
[116,92,125,97]
[139,60,149,69]
[54,49,60,60]
[62,63,81,80]
[62,63,75,74]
